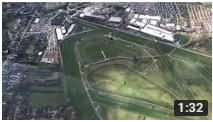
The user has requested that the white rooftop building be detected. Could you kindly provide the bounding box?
[79,13,85,18]
[61,27,66,34]
[129,18,136,24]
[108,17,122,23]
[127,25,140,31]
[176,25,181,30]
[134,14,139,19]
[149,20,158,26]
[140,24,174,42]
[34,18,40,23]
[55,28,63,40]
[125,7,131,12]
[134,21,146,28]
[38,52,43,56]
[166,23,175,27]
[67,24,76,34]
[138,15,161,21]
[84,13,105,20]
[83,7,95,14]
[141,19,148,24]
[146,24,172,35]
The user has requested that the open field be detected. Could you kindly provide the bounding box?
[60,18,212,120]
[88,64,176,108]
[6,21,15,29]
[192,39,212,56]
[90,92,192,120]
[28,85,63,92]
[202,2,212,8]
[76,36,144,65]
[175,34,192,45]
[29,93,66,106]
[37,62,59,69]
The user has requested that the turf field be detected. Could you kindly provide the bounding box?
[28,85,62,92]
[175,34,192,45]
[59,18,212,120]
[29,92,66,106]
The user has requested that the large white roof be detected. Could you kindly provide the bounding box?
[56,28,63,40]
[108,17,122,23]
[138,15,161,21]
[134,21,145,28]
[140,28,163,38]
[129,18,136,24]
[166,23,175,27]
[140,24,174,42]
[84,13,105,19]
[149,20,158,26]
[141,19,148,24]
[127,25,140,31]
[146,24,172,35]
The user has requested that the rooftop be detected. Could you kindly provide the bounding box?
[108,17,122,23]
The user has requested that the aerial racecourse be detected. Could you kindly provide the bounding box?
[60,18,212,120]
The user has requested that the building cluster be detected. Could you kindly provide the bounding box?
[55,24,76,41]
[26,17,50,40]
[126,8,175,42]
[79,4,125,27]
[40,26,59,64]
[41,10,85,63]
[2,2,212,120]
[187,4,212,33]
[77,2,211,43]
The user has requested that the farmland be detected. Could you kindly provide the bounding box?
[59,18,212,120]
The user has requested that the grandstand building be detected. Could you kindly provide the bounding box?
[140,24,174,42]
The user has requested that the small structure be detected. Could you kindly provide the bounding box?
[176,25,181,30]
[67,24,75,34]
[38,52,43,56]
[125,7,131,12]
[34,18,40,24]
[79,13,85,18]
[166,23,175,27]
[61,27,66,34]
[191,21,202,30]
[149,20,158,26]
[101,50,107,60]
[134,14,139,19]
